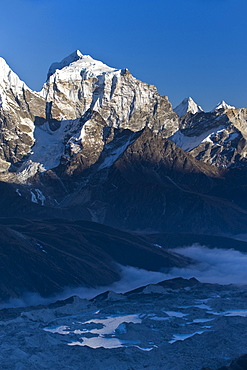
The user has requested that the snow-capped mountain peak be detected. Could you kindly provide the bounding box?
[0,57,27,94]
[212,100,235,111]
[47,50,85,79]
[46,50,118,81]
[0,57,32,112]
[39,51,178,138]
[174,97,203,117]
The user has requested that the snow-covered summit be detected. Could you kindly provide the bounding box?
[174,97,203,117]
[212,100,235,111]
[40,50,178,138]
[0,57,34,113]
[46,50,119,82]
[47,50,84,79]
[41,51,124,119]
[0,57,27,95]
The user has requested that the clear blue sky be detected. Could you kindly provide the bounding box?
[0,0,246,111]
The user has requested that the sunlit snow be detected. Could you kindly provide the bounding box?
[174,97,203,117]
[169,125,226,152]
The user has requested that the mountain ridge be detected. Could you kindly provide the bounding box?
[0,51,247,235]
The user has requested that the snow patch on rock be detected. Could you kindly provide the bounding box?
[169,125,226,152]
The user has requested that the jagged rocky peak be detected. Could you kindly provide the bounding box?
[41,51,178,135]
[174,97,203,117]
[0,56,45,112]
[0,57,47,178]
[0,57,28,103]
[212,100,235,111]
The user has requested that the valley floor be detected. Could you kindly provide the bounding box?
[1,279,247,370]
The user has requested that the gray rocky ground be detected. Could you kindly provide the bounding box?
[1,278,247,370]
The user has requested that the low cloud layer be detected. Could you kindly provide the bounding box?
[1,245,247,309]
[170,244,247,285]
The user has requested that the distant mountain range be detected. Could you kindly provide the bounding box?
[0,50,247,236]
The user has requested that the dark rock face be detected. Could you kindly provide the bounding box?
[202,353,247,370]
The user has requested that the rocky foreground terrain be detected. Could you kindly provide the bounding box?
[1,278,247,370]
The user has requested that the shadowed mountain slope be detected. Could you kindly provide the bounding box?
[0,218,189,301]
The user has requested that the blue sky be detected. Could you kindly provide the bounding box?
[0,0,246,111]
